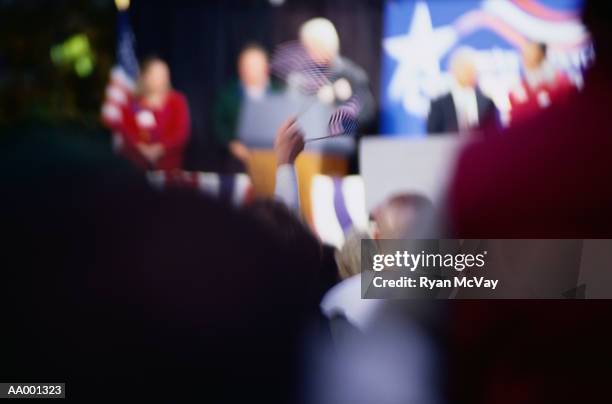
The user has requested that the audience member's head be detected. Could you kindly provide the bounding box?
[335,229,370,280]
[449,48,478,88]
[245,198,319,250]
[521,41,547,71]
[582,0,612,67]
[372,193,434,239]
[1,133,326,403]
[139,57,171,97]
[238,43,269,90]
[299,17,340,65]
[244,197,338,297]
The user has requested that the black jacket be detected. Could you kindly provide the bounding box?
[426,88,496,134]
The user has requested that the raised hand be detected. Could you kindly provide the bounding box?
[274,117,305,166]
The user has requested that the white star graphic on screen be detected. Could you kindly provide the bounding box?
[384,1,458,117]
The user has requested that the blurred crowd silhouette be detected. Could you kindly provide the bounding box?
[2,0,612,403]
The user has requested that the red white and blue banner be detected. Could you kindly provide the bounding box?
[379,0,592,135]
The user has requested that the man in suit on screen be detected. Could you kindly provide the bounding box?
[427,48,497,135]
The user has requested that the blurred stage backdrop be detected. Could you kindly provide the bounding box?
[128,0,383,169]
[379,0,591,135]
[0,0,382,170]
[0,0,594,161]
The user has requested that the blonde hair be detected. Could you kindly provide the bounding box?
[335,229,369,280]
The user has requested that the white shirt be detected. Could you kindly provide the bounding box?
[320,273,383,331]
[244,81,269,101]
[451,83,479,131]
[524,61,557,89]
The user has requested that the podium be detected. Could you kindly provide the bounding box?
[247,149,349,225]
[237,93,355,224]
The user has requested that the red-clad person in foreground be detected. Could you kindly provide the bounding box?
[448,10,612,238]
[446,2,612,403]
[102,57,190,170]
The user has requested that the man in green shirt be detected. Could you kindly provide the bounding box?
[213,43,282,170]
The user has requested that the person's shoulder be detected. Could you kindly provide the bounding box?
[475,87,494,102]
[167,90,190,109]
[215,79,243,100]
[269,78,285,93]
[169,89,187,102]
[338,56,362,70]
[337,56,368,81]
[430,92,453,107]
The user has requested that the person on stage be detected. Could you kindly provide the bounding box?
[102,57,191,171]
[427,48,497,135]
[508,41,576,125]
[213,44,282,170]
[297,18,375,127]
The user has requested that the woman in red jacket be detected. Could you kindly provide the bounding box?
[103,57,190,171]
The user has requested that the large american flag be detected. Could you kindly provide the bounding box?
[101,9,139,126]
[115,10,139,84]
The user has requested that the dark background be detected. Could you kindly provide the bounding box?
[131,0,383,169]
[0,0,383,169]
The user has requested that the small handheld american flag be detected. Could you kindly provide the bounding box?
[306,96,361,142]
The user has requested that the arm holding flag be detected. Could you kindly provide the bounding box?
[274,117,305,214]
